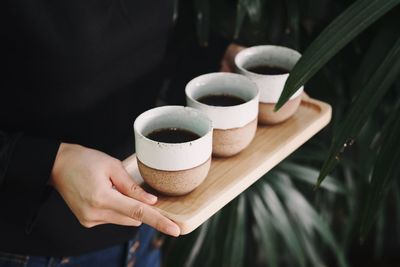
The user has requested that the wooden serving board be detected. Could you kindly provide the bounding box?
[123,95,331,235]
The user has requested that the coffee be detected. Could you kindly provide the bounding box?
[197,94,245,107]
[246,65,288,75]
[147,128,200,143]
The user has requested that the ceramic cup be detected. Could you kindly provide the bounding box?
[186,72,259,157]
[134,106,213,196]
[235,45,303,125]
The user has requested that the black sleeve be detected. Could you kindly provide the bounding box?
[0,130,60,230]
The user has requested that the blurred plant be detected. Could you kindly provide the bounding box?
[164,163,348,267]
[274,0,400,241]
[164,0,400,266]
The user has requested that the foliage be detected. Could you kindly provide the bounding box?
[164,0,400,266]
[164,166,348,267]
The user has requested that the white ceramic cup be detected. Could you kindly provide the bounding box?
[186,72,259,157]
[134,106,213,195]
[235,45,303,124]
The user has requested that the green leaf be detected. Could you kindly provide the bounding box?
[249,193,279,267]
[296,224,325,267]
[394,182,400,241]
[317,37,400,187]
[234,0,247,39]
[193,0,210,46]
[244,0,263,23]
[257,181,307,267]
[184,221,209,267]
[271,176,348,267]
[275,0,400,110]
[163,222,203,267]
[340,164,358,250]
[173,0,179,23]
[350,15,400,96]
[360,105,400,239]
[234,0,263,39]
[373,206,385,259]
[284,0,300,49]
[186,211,221,267]
[222,195,246,267]
[279,162,345,193]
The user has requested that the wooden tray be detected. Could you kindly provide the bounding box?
[123,95,331,234]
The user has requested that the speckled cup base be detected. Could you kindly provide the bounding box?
[213,118,257,157]
[258,96,302,125]
[137,157,211,196]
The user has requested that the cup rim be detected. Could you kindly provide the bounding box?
[185,72,259,111]
[134,105,213,147]
[235,45,301,77]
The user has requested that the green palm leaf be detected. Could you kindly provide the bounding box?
[184,221,209,267]
[296,224,325,267]
[283,0,300,49]
[275,0,400,110]
[257,182,307,267]
[234,0,263,39]
[316,38,400,187]
[394,182,400,241]
[279,162,345,193]
[250,192,279,267]
[350,16,400,96]
[271,176,348,267]
[194,0,210,46]
[360,106,400,239]
[222,195,246,267]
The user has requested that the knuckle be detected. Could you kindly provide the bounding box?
[130,205,144,221]
[81,212,93,223]
[85,223,96,228]
[81,222,91,228]
[112,159,123,168]
[154,221,165,233]
[130,183,143,194]
[89,190,106,208]
[79,218,95,228]
[80,207,98,223]
[133,220,142,227]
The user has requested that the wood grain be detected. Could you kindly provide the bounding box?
[123,96,331,234]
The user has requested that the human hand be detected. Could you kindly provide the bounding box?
[220,43,246,72]
[50,143,180,237]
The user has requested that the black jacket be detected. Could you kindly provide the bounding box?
[1,0,173,256]
[2,0,229,257]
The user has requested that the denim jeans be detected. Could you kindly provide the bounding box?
[0,225,161,267]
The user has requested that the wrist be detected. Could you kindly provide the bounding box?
[50,143,80,186]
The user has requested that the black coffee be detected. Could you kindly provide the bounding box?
[146,128,200,143]
[247,65,289,75]
[197,94,245,107]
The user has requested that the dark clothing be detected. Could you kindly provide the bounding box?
[0,224,161,267]
[2,0,173,256]
[1,0,229,258]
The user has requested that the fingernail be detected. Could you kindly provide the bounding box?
[145,194,157,204]
[166,224,180,237]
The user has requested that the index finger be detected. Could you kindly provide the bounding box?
[110,163,157,205]
[107,190,181,237]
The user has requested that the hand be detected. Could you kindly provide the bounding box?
[50,143,180,237]
[220,43,246,72]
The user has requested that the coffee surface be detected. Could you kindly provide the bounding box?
[247,65,288,75]
[147,128,200,143]
[197,94,245,106]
